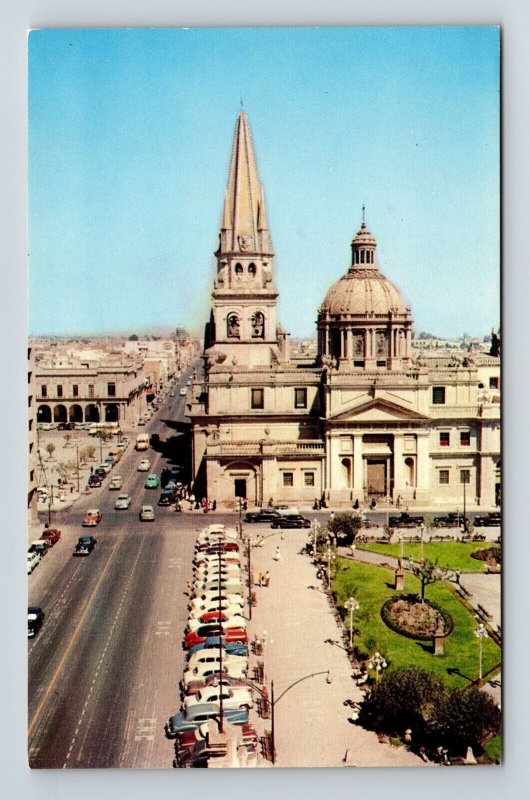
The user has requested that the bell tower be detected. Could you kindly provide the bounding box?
[206,111,279,368]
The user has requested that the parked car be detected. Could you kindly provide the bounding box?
[187,637,249,659]
[27,552,40,573]
[87,474,102,488]
[57,422,75,431]
[109,476,123,490]
[245,509,281,523]
[37,422,57,431]
[137,418,146,426]
[197,541,240,553]
[157,490,174,506]
[28,607,45,638]
[474,512,502,527]
[145,474,159,489]
[179,388,187,396]
[96,463,112,475]
[28,540,51,559]
[189,597,244,617]
[137,459,151,472]
[433,513,469,528]
[184,685,253,713]
[139,505,155,521]
[94,468,107,480]
[182,657,248,689]
[187,611,246,631]
[166,703,248,737]
[114,494,131,510]
[185,625,248,650]
[41,527,61,545]
[388,513,425,528]
[83,509,103,527]
[183,673,251,697]
[271,514,311,529]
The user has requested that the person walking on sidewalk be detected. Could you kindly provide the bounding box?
[264,571,270,587]
[273,546,281,561]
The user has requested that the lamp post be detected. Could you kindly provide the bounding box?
[324,548,336,591]
[75,444,80,493]
[475,622,488,683]
[345,596,360,651]
[367,651,387,682]
[311,518,321,559]
[270,670,331,765]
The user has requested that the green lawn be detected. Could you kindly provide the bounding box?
[357,541,500,573]
[333,558,500,690]
[482,734,502,764]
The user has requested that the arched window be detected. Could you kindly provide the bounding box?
[227,313,240,338]
[248,263,256,277]
[234,263,243,278]
[251,311,265,339]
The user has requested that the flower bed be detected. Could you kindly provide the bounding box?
[470,547,501,566]
[381,595,454,641]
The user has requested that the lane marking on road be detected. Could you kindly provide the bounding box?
[155,621,171,636]
[28,536,122,738]
[134,718,157,742]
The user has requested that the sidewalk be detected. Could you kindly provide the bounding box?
[247,530,430,768]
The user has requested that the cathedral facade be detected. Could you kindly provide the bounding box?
[189,112,500,509]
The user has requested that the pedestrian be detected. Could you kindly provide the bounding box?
[330,510,335,522]
[313,498,319,510]
[268,497,274,508]
[257,572,263,587]
[70,485,74,493]
[273,546,281,561]
[264,571,270,587]
[90,466,93,475]
[212,499,217,511]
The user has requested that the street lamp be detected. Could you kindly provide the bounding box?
[311,519,321,559]
[367,651,387,681]
[344,596,360,651]
[324,548,336,591]
[398,532,404,562]
[475,622,488,682]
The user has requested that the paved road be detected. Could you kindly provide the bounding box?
[28,369,205,768]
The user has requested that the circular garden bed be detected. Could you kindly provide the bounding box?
[381,595,454,641]
[470,547,501,566]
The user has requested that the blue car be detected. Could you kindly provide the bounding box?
[187,636,249,659]
[165,702,248,737]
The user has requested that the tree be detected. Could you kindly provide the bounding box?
[63,433,72,448]
[79,448,88,465]
[55,462,70,485]
[46,443,56,460]
[408,558,448,603]
[432,687,501,756]
[87,445,96,461]
[129,334,139,341]
[327,512,362,545]
[359,667,446,738]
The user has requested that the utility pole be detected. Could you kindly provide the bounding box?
[247,536,252,621]
[218,546,224,732]
[76,444,80,492]
[270,679,276,765]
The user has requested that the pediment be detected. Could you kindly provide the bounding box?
[327,397,429,423]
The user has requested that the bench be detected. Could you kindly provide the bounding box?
[477,604,492,621]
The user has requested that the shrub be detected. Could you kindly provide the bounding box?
[432,687,501,756]
[327,513,361,545]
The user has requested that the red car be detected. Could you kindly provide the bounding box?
[82,509,103,527]
[194,553,241,567]
[197,541,240,553]
[41,528,61,545]
[184,625,248,650]
[176,722,257,761]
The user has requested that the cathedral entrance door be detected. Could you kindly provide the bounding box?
[366,460,386,498]
[234,479,247,499]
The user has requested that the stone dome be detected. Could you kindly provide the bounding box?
[320,270,410,317]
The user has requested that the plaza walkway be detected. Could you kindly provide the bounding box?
[248,529,430,768]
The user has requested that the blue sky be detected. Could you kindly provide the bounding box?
[29,26,499,338]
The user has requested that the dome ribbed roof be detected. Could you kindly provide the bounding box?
[320,271,409,316]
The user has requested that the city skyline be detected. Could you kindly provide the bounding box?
[29,27,499,339]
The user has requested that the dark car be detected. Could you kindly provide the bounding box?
[160,468,171,488]
[158,490,174,506]
[271,514,311,529]
[88,474,102,488]
[474,513,501,527]
[388,513,425,528]
[75,535,97,553]
[57,422,75,431]
[245,509,281,523]
[28,607,45,638]
[94,467,107,480]
[170,466,182,481]
[433,513,469,528]
[41,527,61,545]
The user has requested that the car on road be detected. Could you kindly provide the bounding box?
[78,535,97,550]
[28,607,45,638]
[94,468,108,481]
[184,685,253,713]
[96,463,112,475]
[37,422,57,431]
[166,703,248,738]
[27,552,40,573]
[137,418,146,426]
[388,512,425,528]
[179,388,187,396]
[197,540,240,553]
[187,637,249,659]
[183,673,251,697]
[28,539,51,559]
[184,625,248,650]
[41,527,61,545]
[187,611,246,631]
[158,490,174,506]
[137,459,151,472]
[183,654,248,687]
[474,512,502,527]
[189,597,244,617]
[109,475,123,490]
[87,474,102,488]
[139,505,155,521]
[433,513,469,528]
[270,514,311,529]
[73,541,92,556]
[145,474,159,489]
[83,509,103,527]
[57,422,75,431]
[244,508,281,523]
[114,494,132,510]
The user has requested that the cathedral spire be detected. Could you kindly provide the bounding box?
[219,111,273,255]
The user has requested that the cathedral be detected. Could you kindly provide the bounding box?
[190,112,500,509]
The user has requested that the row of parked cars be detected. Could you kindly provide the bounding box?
[27,526,62,574]
[244,506,312,529]
[166,524,258,767]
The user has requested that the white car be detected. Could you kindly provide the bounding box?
[184,686,253,713]
[27,552,40,573]
[137,459,151,472]
[194,562,241,577]
[194,552,241,565]
[114,494,131,510]
[185,651,248,677]
[187,614,247,633]
[182,662,247,691]
[96,463,112,475]
[179,388,187,396]
[191,590,244,606]
[189,599,245,618]
[109,476,123,490]
[139,505,155,521]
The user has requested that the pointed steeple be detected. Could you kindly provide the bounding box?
[219,112,273,255]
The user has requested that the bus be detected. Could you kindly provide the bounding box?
[135,434,150,451]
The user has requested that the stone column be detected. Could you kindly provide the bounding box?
[346,328,353,361]
[393,434,406,498]
[353,435,363,496]
[415,433,430,501]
